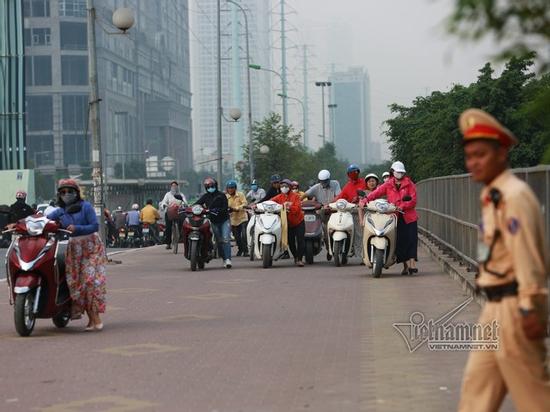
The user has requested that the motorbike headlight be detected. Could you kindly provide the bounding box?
[192,205,204,216]
[336,200,347,211]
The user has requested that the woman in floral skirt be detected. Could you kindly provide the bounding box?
[47,179,107,331]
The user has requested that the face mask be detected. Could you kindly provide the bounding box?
[281,187,290,194]
[394,172,405,180]
[61,192,77,205]
[320,180,330,188]
[292,189,299,193]
[251,185,258,192]
[207,187,216,193]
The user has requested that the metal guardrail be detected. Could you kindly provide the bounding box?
[416,165,550,269]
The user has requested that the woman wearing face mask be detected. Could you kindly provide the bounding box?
[47,179,107,330]
[361,161,418,275]
[271,179,306,267]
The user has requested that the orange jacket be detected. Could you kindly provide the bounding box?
[271,191,304,227]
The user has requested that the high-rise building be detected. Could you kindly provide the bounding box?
[191,0,272,171]
[23,0,192,184]
[329,67,378,165]
[0,0,26,170]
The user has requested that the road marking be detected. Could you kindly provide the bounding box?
[97,343,185,357]
[155,314,220,323]
[109,288,159,294]
[183,292,239,300]
[208,278,258,285]
[35,395,157,412]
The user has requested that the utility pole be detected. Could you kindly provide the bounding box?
[280,0,288,126]
[86,0,105,241]
[230,1,243,171]
[302,45,309,147]
[216,0,223,185]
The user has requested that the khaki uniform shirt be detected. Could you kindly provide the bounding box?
[478,170,549,309]
[226,192,248,226]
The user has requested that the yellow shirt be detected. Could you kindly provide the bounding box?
[478,170,549,309]
[226,192,248,226]
[140,204,160,224]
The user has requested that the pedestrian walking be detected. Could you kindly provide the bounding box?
[47,179,107,331]
[457,108,550,411]
[226,180,249,256]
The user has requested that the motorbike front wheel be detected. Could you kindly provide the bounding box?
[190,240,198,272]
[262,244,272,269]
[305,240,314,265]
[373,248,384,278]
[52,311,70,328]
[333,240,342,267]
[14,292,36,337]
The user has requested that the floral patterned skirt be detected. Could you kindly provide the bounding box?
[65,233,107,317]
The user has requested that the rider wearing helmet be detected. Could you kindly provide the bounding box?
[9,190,34,223]
[225,180,249,257]
[364,173,380,194]
[260,174,282,202]
[291,180,306,199]
[126,203,142,237]
[195,177,233,268]
[382,171,390,183]
[304,170,342,261]
[334,164,367,203]
[246,179,266,204]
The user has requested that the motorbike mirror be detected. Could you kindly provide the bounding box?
[357,190,366,197]
[402,195,412,202]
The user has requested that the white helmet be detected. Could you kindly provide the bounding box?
[132,203,139,210]
[318,169,331,181]
[365,173,379,182]
[391,161,406,173]
[382,172,390,178]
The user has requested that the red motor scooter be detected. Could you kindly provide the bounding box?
[182,205,213,271]
[4,215,72,336]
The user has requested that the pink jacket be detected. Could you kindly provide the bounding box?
[361,176,418,224]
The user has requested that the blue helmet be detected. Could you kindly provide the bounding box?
[347,164,360,174]
[270,174,281,183]
[226,179,237,189]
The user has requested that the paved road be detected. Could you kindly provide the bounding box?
[0,245,514,412]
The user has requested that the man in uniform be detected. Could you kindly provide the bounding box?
[458,108,550,411]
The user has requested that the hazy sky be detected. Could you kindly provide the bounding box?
[277,0,505,159]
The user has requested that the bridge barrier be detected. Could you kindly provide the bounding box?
[416,165,550,270]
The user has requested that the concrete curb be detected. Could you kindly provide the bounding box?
[419,234,485,306]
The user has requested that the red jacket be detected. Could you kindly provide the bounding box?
[271,191,304,227]
[334,178,367,203]
[364,176,418,224]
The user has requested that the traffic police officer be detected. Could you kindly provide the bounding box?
[458,108,550,411]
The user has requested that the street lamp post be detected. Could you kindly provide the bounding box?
[226,0,254,181]
[249,64,286,119]
[315,81,331,145]
[277,93,306,143]
[87,0,133,242]
[328,103,338,143]
[216,0,223,185]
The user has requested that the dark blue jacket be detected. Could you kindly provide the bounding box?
[47,200,98,236]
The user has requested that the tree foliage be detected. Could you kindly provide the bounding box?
[385,54,550,181]
[237,113,348,188]
[448,0,550,69]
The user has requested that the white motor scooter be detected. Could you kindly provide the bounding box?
[362,199,398,278]
[250,200,283,268]
[327,199,356,267]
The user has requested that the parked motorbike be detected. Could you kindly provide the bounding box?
[3,215,72,337]
[327,199,356,267]
[362,199,398,278]
[182,205,213,271]
[250,201,283,268]
[302,200,323,264]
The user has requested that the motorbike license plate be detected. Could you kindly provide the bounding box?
[159,231,164,237]
[128,232,134,237]
[143,228,150,234]
[304,214,316,222]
